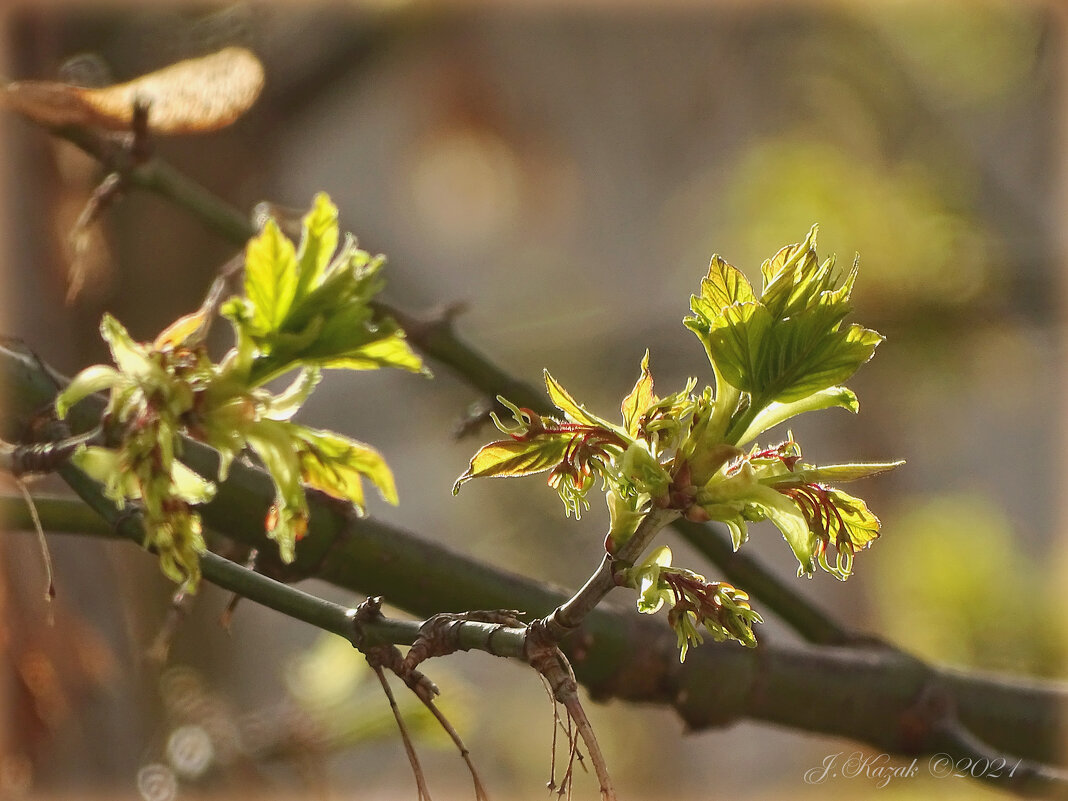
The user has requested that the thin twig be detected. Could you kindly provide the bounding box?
[526,623,616,801]
[541,675,561,794]
[15,478,55,622]
[539,507,679,642]
[145,585,191,664]
[370,663,433,801]
[560,710,577,800]
[421,698,491,801]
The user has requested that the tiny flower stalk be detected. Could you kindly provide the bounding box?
[55,193,422,589]
[456,226,901,658]
[627,546,761,661]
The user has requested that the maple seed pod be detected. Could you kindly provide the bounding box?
[1,47,265,134]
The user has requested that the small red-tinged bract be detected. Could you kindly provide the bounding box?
[1,47,264,134]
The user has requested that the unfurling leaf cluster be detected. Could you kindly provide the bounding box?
[56,193,421,588]
[455,226,902,658]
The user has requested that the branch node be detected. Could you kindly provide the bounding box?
[405,609,526,674]
[351,598,490,798]
[352,597,439,702]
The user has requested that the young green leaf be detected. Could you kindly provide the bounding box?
[71,445,137,505]
[100,313,164,383]
[760,226,820,297]
[245,219,299,336]
[244,420,309,563]
[169,460,218,505]
[55,364,121,419]
[735,386,859,446]
[761,246,830,321]
[784,460,905,485]
[453,437,571,493]
[294,426,398,509]
[606,487,649,550]
[689,254,756,326]
[822,488,881,564]
[755,318,883,403]
[743,483,816,576]
[633,545,674,614]
[545,370,619,431]
[807,487,875,580]
[294,192,339,301]
[263,368,322,421]
[620,351,657,438]
[703,301,773,394]
[293,319,423,373]
[773,483,882,580]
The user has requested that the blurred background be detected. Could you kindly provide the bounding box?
[0,1,1066,799]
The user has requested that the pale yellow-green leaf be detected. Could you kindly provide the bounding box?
[55,364,122,419]
[620,350,657,437]
[169,460,217,505]
[453,436,570,493]
[295,426,398,508]
[543,370,616,429]
[735,386,859,446]
[245,219,299,333]
[295,192,340,299]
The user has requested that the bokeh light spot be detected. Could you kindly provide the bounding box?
[407,127,522,251]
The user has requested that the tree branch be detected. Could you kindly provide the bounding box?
[6,127,1067,794]
[0,340,1066,780]
[0,484,530,664]
[538,507,679,641]
[38,120,851,647]
[5,476,1068,795]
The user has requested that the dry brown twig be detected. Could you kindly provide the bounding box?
[353,597,493,801]
[525,619,616,801]
[397,607,617,799]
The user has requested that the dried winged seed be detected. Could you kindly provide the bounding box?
[2,47,264,134]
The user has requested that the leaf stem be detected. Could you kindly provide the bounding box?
[723,395,764,448]
[540,507,679,640]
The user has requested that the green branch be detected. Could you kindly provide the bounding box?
[44,121,849,645]
[4,475,1068,794]
[0,487,526,662]
[540,507,679,640]
[0,336,1066,779]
